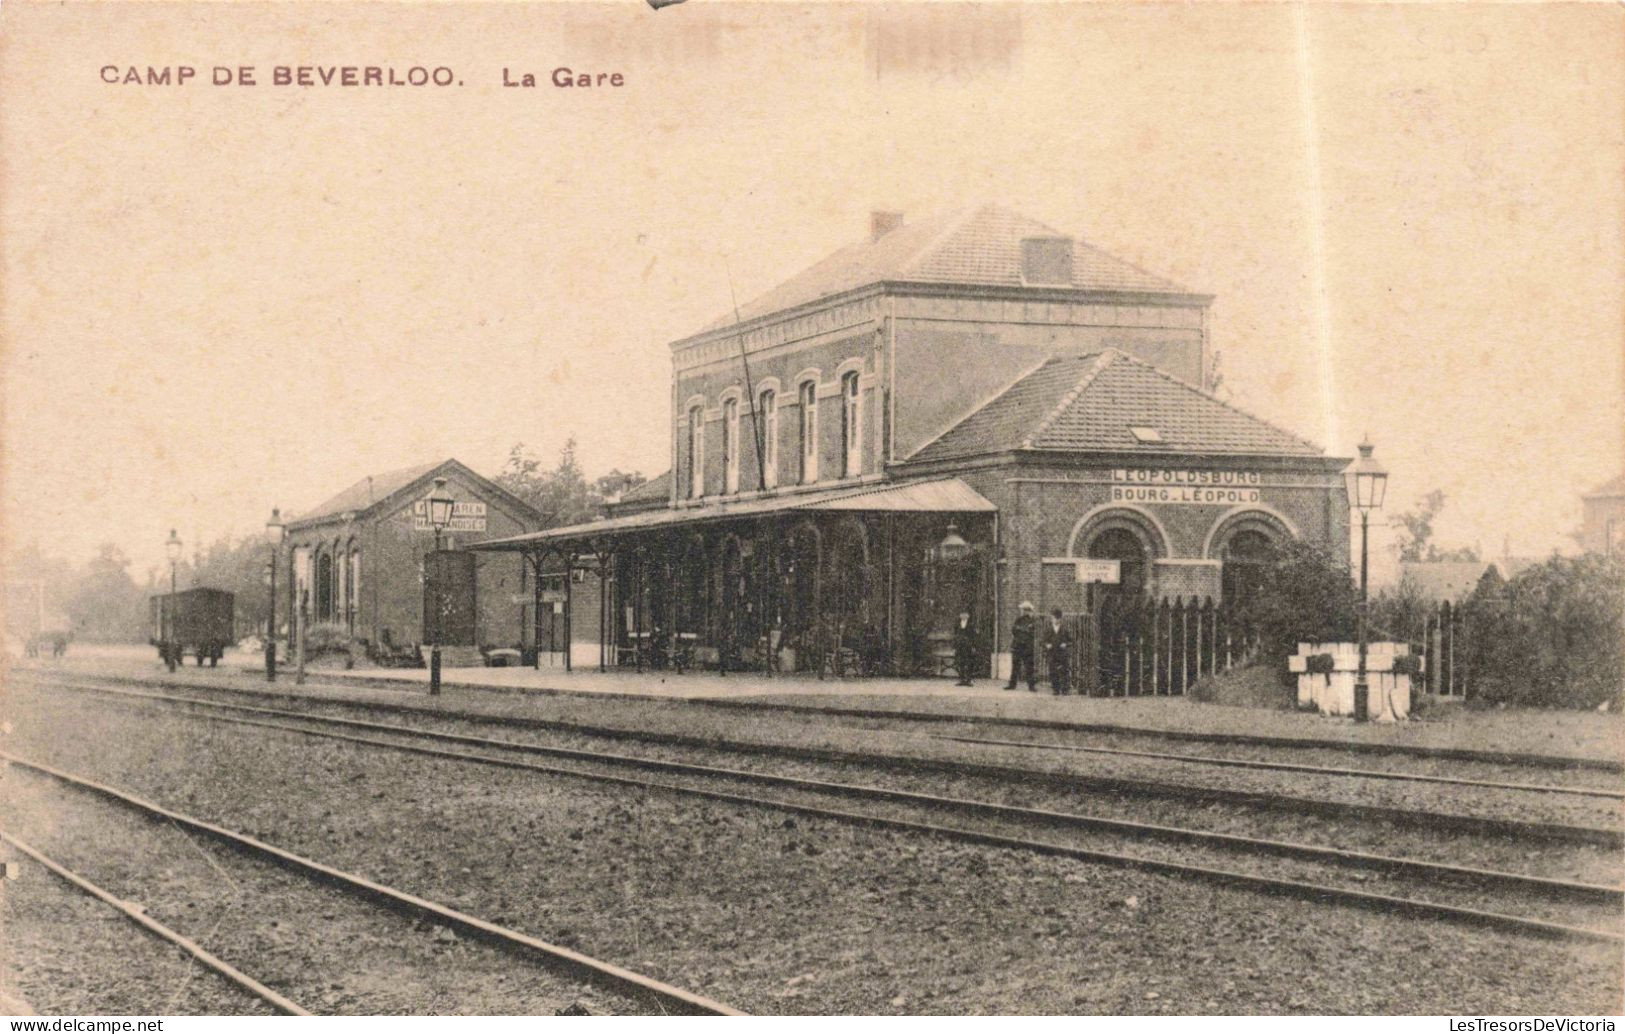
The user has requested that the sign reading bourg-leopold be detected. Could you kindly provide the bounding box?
[1109,469,1263,506]
[411,499,488,532]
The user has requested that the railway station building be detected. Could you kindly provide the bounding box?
[283,458,545,663]
[473,205,1351,683]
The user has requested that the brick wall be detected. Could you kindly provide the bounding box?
[892,299,1206,459]
[287,468,536,651]
[674,329,885,498]
[962,460,1348,662]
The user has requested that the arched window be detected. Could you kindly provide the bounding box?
[722,396,740,494]
[758,388,778,489]
[1220,528,1273,605]
[798,380,819,484]
[841,371,862,478]
[687,405,705,499]
[348,550,361,631]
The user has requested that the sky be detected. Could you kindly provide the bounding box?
[2,1,1621,582]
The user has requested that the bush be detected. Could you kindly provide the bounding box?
[1390,653,1422,678]
[1466,554,1624,710]
[1237,540,1359,679]
[1305,653,1336,675]
[303,622,354,658]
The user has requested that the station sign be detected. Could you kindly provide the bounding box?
[411,499,487,532]
[1110,469,1262,506]
[1075,559,1121,584]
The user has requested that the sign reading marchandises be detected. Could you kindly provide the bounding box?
[1110,469,1262,506]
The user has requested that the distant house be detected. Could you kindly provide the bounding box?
[1397,561,1504,604]
[1580,474,1624,556]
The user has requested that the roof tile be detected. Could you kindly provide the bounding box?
[910,350,1323,463]
[699,204,1189,333]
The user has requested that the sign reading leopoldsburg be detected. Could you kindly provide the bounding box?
[1110,469,1263,506]
[411,499,488,532]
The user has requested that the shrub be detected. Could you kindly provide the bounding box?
[1390,653,1422,678]
[1237,540,1359,680]
[303,622,354,658]
[1305,653,1336,675]
[1466,554,1624,709]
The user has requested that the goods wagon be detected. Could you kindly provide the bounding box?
[150,587,235,666]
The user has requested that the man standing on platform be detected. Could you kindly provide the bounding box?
[952,610,977,687]
[1042,608,1073,695]
[1005,601,1037,692]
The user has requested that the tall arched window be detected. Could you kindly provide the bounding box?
[1220,528,1273,605]
[722,396,740,494]
[687,405,705,499]
[798,380,819,484]
[841,371,862,478]
[758,388,778,489]
[348,550,361,632]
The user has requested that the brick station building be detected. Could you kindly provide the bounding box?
[282,458,544,661]
[473,205,1351,683]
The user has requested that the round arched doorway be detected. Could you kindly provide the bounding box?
[1085,527,1150,601]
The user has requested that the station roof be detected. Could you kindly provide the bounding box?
[470,477,994,551]
[1398,561,1502,604]
[908,349,1327,464]
[287,458,543,531]
[690,204,1194,337]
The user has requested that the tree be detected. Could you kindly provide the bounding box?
[63,543,147,642]
[1468,553,1625,709]
[1237,539,1361,678]
[1390,490,1480,562]
[495,439,643,529]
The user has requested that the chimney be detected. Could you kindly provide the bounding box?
[870,210,904,242]
[1020,236,1074,286]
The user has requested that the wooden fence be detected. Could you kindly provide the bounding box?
[1054,596,1257,697]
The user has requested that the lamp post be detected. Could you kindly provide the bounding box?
[265,508,284,682]
[425,477,455,696]
[1346,438,1389,722]
[162,529,183,671]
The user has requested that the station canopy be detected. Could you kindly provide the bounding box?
[468,477,994,552]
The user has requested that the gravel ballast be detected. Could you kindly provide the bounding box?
[4,688,1620,1015]
[2,770,659,1016]
[51,681,1620,887]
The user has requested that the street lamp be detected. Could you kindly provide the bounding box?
[427,477,455,552]
[265,508,284,682]
[164,529,183,672]
[425,477,456,695]
[937,522,971,563]
[1346,437,1389,721]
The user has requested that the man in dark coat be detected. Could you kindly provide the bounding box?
[1041,608,1073,695]
[1005,601,1037,691]
[952,611,976,687]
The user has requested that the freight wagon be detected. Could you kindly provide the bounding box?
[150,587,235,666]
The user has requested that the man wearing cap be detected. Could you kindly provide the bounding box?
[1005,601,1037,692]
[1041,608,1074,695]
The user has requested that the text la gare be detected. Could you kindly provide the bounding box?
[504,67,625,88]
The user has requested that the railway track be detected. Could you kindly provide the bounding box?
[26,672,1624,850]
[15,677,1623,944]
[929,733,1625,800]
[693,695,1625,773]
[0,752,745,1017]
[0,830,311,1016]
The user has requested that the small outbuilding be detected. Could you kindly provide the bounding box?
[282,458,544,662]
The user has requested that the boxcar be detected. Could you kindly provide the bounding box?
[150,587,235,666]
